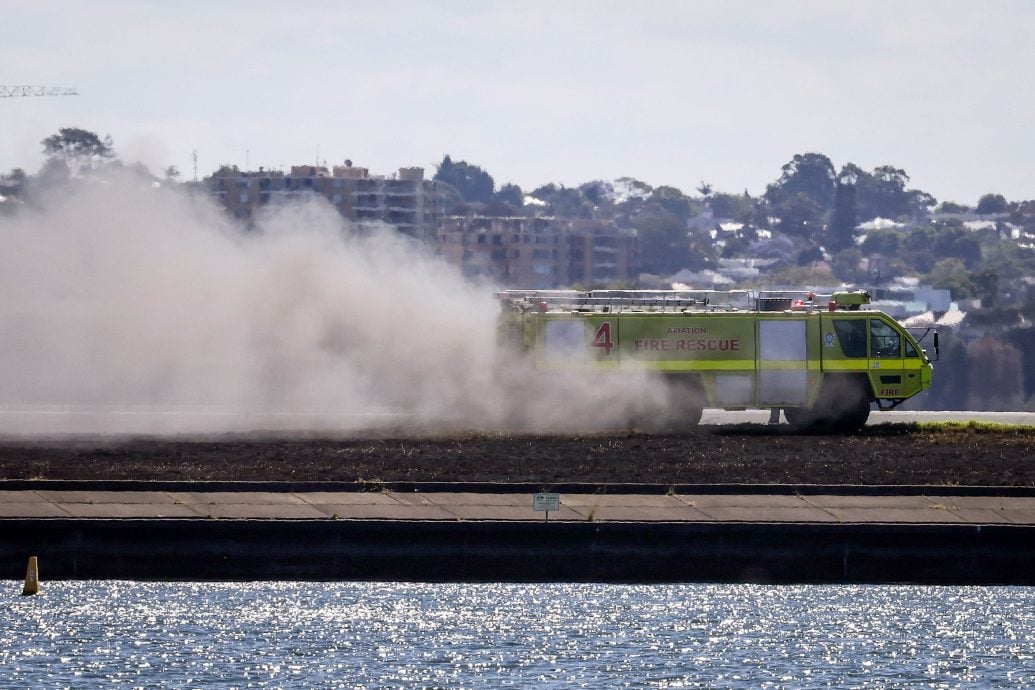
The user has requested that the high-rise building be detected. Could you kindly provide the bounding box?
[206,162,446,238]
[565,219,638,287]
[206,162,639,288]
[435,216,637,288]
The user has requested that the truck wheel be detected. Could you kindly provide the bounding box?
[649,377,704,431]
[674,380,705,427]
[682,402,704,427]
[788,377,870,433]
[832,384,871,431]
[783,406,806,427]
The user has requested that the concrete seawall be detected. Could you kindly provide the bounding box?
[5,483,1035,584]
[5,518,1035,585]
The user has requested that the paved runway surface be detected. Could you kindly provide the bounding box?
[4,489,1035,525]
[0,406,1032,437]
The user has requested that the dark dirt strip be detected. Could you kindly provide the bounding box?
[1,425,1032,487]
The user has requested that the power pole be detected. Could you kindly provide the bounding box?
[0,85,78,98]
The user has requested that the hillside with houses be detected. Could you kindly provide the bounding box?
[2,131,1033,411]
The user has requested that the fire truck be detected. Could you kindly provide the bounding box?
[497,289,937,431]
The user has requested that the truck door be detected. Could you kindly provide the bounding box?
[868,316,905,397]
[757,317,808,407]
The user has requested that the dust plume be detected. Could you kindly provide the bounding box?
[0,172,668,436]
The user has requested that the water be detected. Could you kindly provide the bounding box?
[3,582,1034,689]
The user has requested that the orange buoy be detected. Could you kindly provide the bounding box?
[22,556,39,596]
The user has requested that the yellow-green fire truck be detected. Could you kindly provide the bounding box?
[497,289,937,431]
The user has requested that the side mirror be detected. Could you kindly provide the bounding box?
[933,331,940,361]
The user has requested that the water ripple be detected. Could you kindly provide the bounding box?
[2,582,1034,688]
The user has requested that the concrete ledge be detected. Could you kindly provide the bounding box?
[4,518,1035,585]
[4,479,1035,497]
[8,490,1035,523]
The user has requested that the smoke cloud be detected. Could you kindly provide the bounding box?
[0,172,668,437]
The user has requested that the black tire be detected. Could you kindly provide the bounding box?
[832,383,871,431]
[682,402,704,427]
[650,376,704,431]
[788,377,871,433]
[783,406,807,427]
[673,379,705,427]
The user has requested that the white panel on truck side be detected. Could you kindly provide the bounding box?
[758,319,807,405]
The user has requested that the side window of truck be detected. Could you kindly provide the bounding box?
[833,319,867,357]
[870,319,901,358]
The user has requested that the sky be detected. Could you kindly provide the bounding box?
[2,0,1033,205]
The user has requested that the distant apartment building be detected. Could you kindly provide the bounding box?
[206,162,445,238]
[206,163,637,287]
[566,219,638,287]
[436,216,637,288]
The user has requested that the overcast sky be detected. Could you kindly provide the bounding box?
[3,0,1032,204]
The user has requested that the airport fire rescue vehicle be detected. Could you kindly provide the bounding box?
[497,289,937,431]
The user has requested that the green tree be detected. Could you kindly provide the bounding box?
[718,223,760,258]
[902,223,982,273]
[708,192,760,224]
[651,185,695,221]
[975,193,1009,215]
[529,183,593,218]
[936,201,970,214]
[863,165,913,219]
[827,174,858,252]
[633,204,692,274]
[771,192,825,239]
[748,234,796,261]
[433,181,467,215]
[764,153,836,244]
[901,227,937,273]
[433,155,494,204]
[765,153,837,210]
[931,224,982,267]
[579,180,613,207]
[685,227,719,270]
[493,183,523,208]
[40,127,115,176]
[927,258,976,299]
[846,163,936,221]
[860,228,900,255]
[707,193,737,218]
[974,270,1000,307]
[831,248,865,283]
[978,240,1028,303]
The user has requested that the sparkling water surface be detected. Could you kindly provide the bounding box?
[3,582,1034,688]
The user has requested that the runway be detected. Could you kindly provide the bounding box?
[0,404,1030,437]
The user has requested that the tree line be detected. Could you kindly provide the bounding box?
[4,129,1032,318]
[432,152,1035,310]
